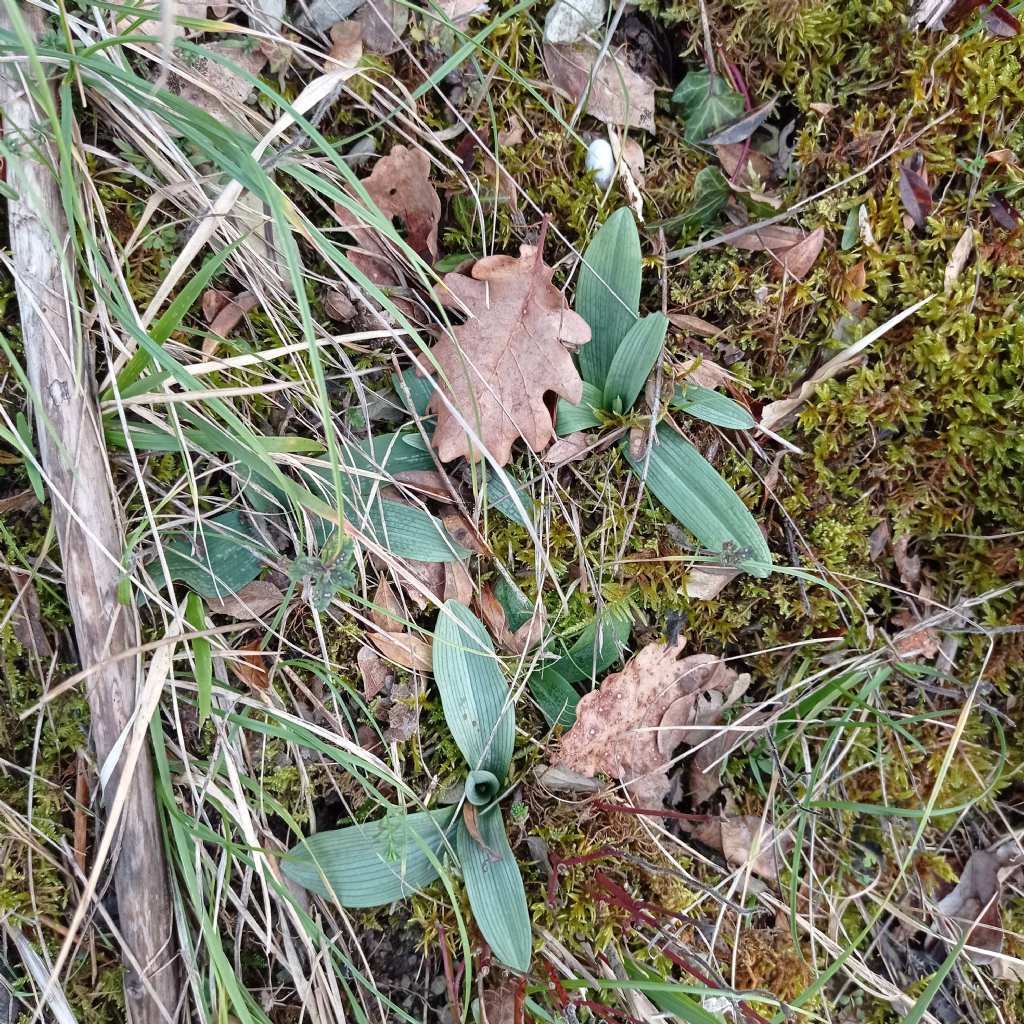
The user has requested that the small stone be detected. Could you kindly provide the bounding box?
[543,0,606,44]
[585,137,615,190]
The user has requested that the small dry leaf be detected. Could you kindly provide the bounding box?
[173,44,268,131]
[808,101,835,116]
[203,290,259,357]
[891,611,941,661]
[386,681,419,741]
[667,312,721,337]
[677,355,732,390]
[229,640,270,691]
[443,560,475,604]
[0,490,38,515]
[936,839,1022,963]
[206,580,284,619]
[369,578,404,629]
[695,815,793,882]
[730,224,807,253]
[479,973,521,1024]
[327,20,363,69]
[369,630,433,672]
[436,0,488,22]
[543,431,592,466]
[543,41,655,132]
[684,567,740,601]
[715,143,773,185]
[777,226,825,281]
[429,237,591,465]
[8,571,53,659]
[392,469,451,501]
[943,226,975,294]
[335,145,441,297]
[899,153,933,229]
[323,288,357,321]
[893,535,922,591]
[353,0,408,54]
[553,640,745,807]
[202,287,233,323]
[439,509,489,555]
[868,519,891,561]
[357,644,392,699]
[477,584,545,654]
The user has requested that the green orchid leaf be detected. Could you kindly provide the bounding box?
[392,368,436,418]
[485,468,534,528]
[603,313,669,413]
[457,807,531,972]
[527,667,580,729]
[493,576,533,633]
[464,770,502,807]
[671,383,755,429]
[673,70,745,144]
[576,208,642,389]
[282,806,457,906]
[625,423,772,577]
[433,601,515,779]
[146,510,266,599]
[550,606,632,683]
[556,381,606,434]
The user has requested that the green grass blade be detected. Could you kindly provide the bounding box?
[184,593,212,724]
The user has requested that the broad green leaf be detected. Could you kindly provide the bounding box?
[556,381,606,434]
[625,424,771,577]
[350,498,470,563]
[604,313,668,413]
[551,607,632,683]
[576,209,642,388]
[433,601,514,779]
[457,808,531,972]
[485,468,533,528]
[464,770,502,807]
[493,576,533,632]
[684,167,730,227]
[146,511,266,598]
[841,205,861,250]
[282,807,457,906]
[671,384,755,429]
[672,70,745,144]
[528,668,579,729]
[392,368,436,418]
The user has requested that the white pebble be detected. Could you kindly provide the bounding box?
[586,138,615,190]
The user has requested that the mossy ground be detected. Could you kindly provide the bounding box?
[2,0,1023,1020]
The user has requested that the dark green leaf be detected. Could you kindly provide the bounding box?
[433,601,515,779]
[282,807,457,906]
[604,313,668,413]
[457,808,531,972]
[625,424,771,577]
[392,368,436,418]
[528,667,580,728]
[671,384,754,429]
[485,468,534,528]
[493,576,533,633]
[576,208,642,389]
[673,70,745,144]
[685,167,730,227]
[551,607,632,683]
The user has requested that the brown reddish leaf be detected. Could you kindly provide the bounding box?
[203,290,258,357]
[369,630,433,672]
[369,578,404,629]
[0,489,38,515]
[323,288,357,321]
[229,640,270,691]
[936,839,1022,962]
[777,226,825,281]
[8,570,53,659]
[985,148,1018,167]
[898,153,933,229]
[730,224,807,252]
[439,508,489,555]
[667,312,721,337]
[943,227,975,294]
[429,237,591,465]
[202,287,233,323]
[553,641,744,807]
[714,143,773,186]
[392,469,451,501]
[477,584,544,654]
[543,41,655,132]
[891,610,941,661]
[335,144,441,296]
[893,535,922,591]
[354,0,408,54]
[206,580,284,619]
[357,644,393,700]
[695,815,793,882]
[990,194,1021,231]
[327,20,363,69]
[443,560,475,604]
[983,3,1020,35]
[543,431,592,466]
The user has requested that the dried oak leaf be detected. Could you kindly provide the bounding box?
[206,580,284,619]
[693,815,793,882]
[428,241,591,465]
[335,144,441,295]
[553,640,744,807]
[543,41,655,132]
[369,629,433,672]
[229,640,270,691]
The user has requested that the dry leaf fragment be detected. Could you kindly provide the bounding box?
[553,640,745,807]
[392,469,451,501]
[0,489,38,515]
[899,153,933,229]
[369,630,433,672]
[893,535,922,591]
[943,226,975,294]
[428,238,591,465]
[667,312,721,337]
[443,560,475,604]
[353,0,407,54]
[684,567,740,601]
[715,143,773,186]
[357,644,392,699]
[543,42,655,132]
[477,584,544,654]
[327,20,363,69]
[439,509,489,555]
[323,288,357,321]
[202,288,233,323]
[695,815,793,882]
[436,0,488,22]
[206,580,284,619]
[173,44,268,132]
[385,681,419,741]
[369,577,404,629]
[203,290,259,357]
[229,640,270,690]
[543,431,592,466]
[777,227,825,280]
[8,571,53,659]
[730,224,807,252]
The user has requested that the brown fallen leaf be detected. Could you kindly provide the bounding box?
[439,508,490,555]
[203,290,259,357]
[543,41,655,132]
[0,489,38,515]
[354,0,408,54]
[335,144,441,298]
[392,469,452,501]
[206,580,284,619]
[369,577,404,629]
[369,629,433,672]
[677,355,733,391]
[443,560,475,604]
[477,584,544,654]
[436,0,489,22]
[8,570,53,660]
[715,143,773,186]
[323,288,357,321]
[172,43,268,132]
[667,312,721,337]
[543,431,592,466]
[899,152,933,229]
[891,610,941,661]
[730,224,807,252]
[386,680,419,741]
[892,535,922,591]
[229,640,270,691]
[684,567,740,601]
[479,972,522,1024]
[357,644,393,700]
[429,234,591,465]
[202,287,233,323]
[553,640,745,807]
[943,226,975,294]
[777,226,825,281]
[936,839,1022,963]
[326,20,363,70]
[694,815,793,882]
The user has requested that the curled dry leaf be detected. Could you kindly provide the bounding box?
[429,237,591,465]
[543,431,592,466]
[553,640,745,807]
[202,287,233,323]
[943,226,974,294]
[694,815,793,882]
[206,580,284,619]
[477,584,544,654]
[777,226,825,281]
[935,839,1022,963]
[369,629,433,672]
[327,19,363,69]
[357,644,392,699]
[229,640,270,691]
[543,42,655,132]
[335,144,440,297]
[899,153,933,229]
[203,290,258,357]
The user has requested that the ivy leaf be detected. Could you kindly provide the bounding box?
[673,70,745,145]
[684,167,730,227]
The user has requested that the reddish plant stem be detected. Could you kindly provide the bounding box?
[437,924,461,1024]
